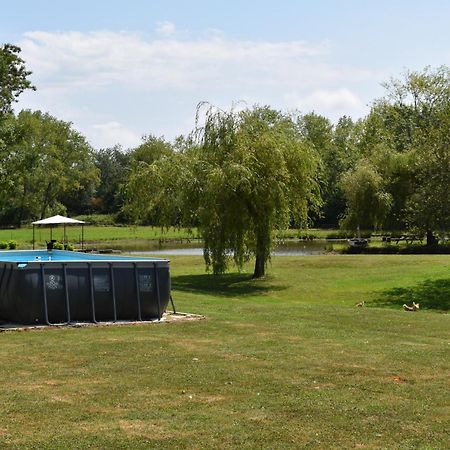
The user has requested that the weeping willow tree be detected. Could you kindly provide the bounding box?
[339,160,393,231]
[126,104,321,278]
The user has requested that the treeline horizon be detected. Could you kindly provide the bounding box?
[1,44,449,241]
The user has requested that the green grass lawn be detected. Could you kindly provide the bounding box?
[0,224,429,251]
[0,255,448,449]
[0,225,200,248]
[0,225,326,248]
[0,223,361,249]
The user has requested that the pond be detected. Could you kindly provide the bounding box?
[120,239,337,256]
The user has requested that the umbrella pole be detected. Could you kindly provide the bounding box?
[82,224,84,250]
[33,225,35,250]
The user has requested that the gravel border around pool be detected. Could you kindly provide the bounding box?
[0,311,205,332]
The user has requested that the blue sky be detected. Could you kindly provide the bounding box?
[2,0,449,148]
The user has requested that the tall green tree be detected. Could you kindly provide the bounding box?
[93,146,131,214]
[0,110,99,224]
[382,66,449,242]
[130,135,173,166]
[125,141,189,228]
[298,113,362,226]
[298,113,331,224]
[329,116,363,224]
[0,43,35,202]
[127,105,321,277]
[125,135,175,224]
[354,66,449,240]
[0,44,35,115]
[339,161,392,230]
[403,102,450,241]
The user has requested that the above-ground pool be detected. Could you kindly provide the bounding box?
[0,250,171,325]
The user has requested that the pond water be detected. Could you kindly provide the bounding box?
[121,239,337,256]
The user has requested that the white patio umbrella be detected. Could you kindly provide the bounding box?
[32,215,86,250]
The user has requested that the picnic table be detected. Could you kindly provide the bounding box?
[382,235,423,244]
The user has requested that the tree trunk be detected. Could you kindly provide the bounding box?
[40,182,52,219]
[253,230,268,279]
[426,229,436,246]
[253,253,265,278]
[17,183,28,227]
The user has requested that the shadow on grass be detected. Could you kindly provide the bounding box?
[371,278,450,311]
[171,273,287,297]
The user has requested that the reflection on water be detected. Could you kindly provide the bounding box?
[273,240,328,256]
[123,239,330,256]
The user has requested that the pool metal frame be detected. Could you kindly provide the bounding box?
[0,250,173,326]
[38,261,163,326]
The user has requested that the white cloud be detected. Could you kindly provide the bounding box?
[91,121,141,149]
[156,21,176,37]
[15,26,379,147]
[287,88,366,118]
[18,30,334,92]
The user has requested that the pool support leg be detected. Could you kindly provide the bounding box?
[0,264,7,291]
[88,263,98,323]
[62,263,71,324]
[170,294,176,314]
[109,263,117,322]
[153,262,162,320]
[133,263,142,321]
[40,263,51,326]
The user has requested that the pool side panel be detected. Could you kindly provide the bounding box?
[0,260,171,325]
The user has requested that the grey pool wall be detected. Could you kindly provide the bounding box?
[0,250,171,325]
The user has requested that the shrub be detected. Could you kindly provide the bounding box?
[0,241,8,249]
[327,230,372,239]
[75,214,117,226]
[342,244,450,255]
[298,233,317,240]
[50,242,74,251]
[7,240,17,249]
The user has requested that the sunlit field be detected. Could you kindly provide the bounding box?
[0,254,448,449]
